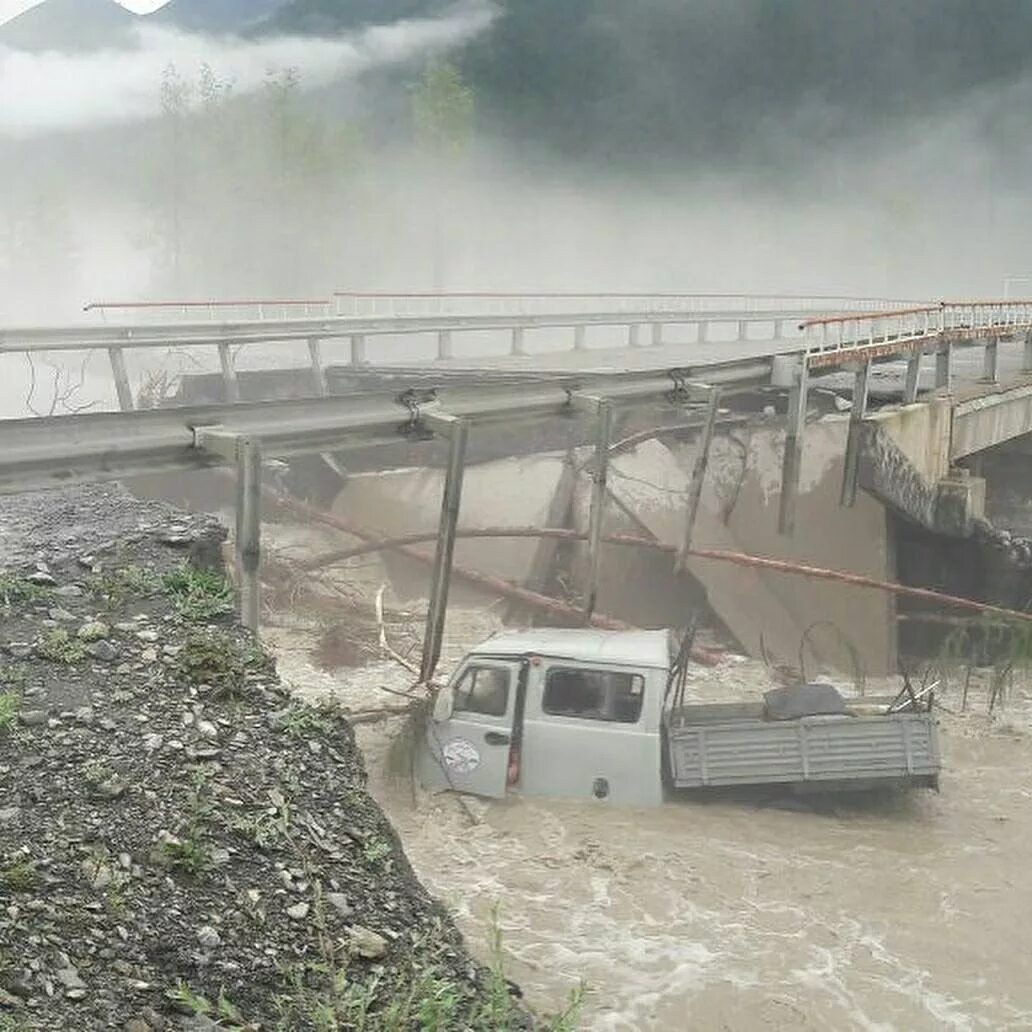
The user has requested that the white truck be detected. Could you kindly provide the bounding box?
[418,629,940,806]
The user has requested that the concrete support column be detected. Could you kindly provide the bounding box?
[903,351,922,404]
[218,342,240,403]
[1024,330,1032,373]
[651,323,664,347]
[935,340,953,393]
[840,360,871,508]
[697,321,709,343]
[108,347,134,412]
[511,326,526,356]
[193,428,263,632]
[983,336,1000,383]
[307,338,327,395]
[628,323,641,349]
[574,324,587,351]
[773,319,784,340]
[778,358,810,535]
[350,334,367,366]
[437,331,453,361]
[737,320,748,342]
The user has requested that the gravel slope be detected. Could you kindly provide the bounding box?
[0,485,527,1031]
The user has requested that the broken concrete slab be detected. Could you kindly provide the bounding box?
[593,419,895,677]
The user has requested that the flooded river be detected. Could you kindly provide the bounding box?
[266,612,1032,1031]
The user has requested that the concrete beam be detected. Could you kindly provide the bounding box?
[952,382,1032,459]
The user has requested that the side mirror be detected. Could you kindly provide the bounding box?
[432,684,455,722]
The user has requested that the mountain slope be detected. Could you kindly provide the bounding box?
[149,0,287,34]
[253,0,448,37]
[0,0,138,52]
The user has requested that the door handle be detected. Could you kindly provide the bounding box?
[484,731,511,746]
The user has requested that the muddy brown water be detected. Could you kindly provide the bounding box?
[265,611,1032,1032]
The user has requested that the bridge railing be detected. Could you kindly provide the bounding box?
[332,291,926,318]
[0,302,867,417]
[800,301,1032,360]
[83,299,335,324]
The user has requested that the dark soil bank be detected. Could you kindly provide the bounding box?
[0,485,527,1031]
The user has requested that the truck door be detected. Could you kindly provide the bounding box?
[516,661,664,805]
[420,659,522,799]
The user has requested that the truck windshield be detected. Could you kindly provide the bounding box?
[453,665,511,717]
[542,667,644,724]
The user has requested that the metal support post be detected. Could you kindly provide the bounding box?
[218,343,240,402]
[778,358,809,535]
[676,386,720,570]
[236,436,263,631]
[108,346,134,411]
[437,330,453,361]
[307,338,327,395]
[1024,330,1032,373]
[935,340,953,393]
[581,397,613,622]
[350,334,367,365]
[573,324,587,351]
[193,428,263,631]
[983,336,999,383]
[840,360,871,508]
[903,350,922,404]
[419,414,470,683]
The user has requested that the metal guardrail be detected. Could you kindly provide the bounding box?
[1,305,849,414]
[0,363,772,494]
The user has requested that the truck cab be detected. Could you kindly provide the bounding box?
[417,629,672,806]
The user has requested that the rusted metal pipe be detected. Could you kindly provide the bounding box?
[294,520,1032,627]
[257,488,735,662]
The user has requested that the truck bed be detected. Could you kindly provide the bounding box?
[664,704,940,789]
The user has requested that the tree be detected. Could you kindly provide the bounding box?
[412,59,475,157]
[411,59,475,289]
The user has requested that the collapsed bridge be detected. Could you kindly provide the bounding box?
[4,291,1032,679]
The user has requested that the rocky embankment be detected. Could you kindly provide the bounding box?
[0,486,527,1030]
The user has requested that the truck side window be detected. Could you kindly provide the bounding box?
[542,667,644,724]
[453,665,510,718]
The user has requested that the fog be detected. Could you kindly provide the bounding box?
[0,7,494,134]
[1,0,1031,334]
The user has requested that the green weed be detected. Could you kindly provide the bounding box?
[1,861,39,894]
[0,573,49,608]
[172,628,271,696]
[35,629,87,665]
[162,565,234,622]
[0,692,19,733]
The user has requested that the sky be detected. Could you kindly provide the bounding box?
[0,0,166,23]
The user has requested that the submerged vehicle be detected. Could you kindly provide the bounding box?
[418,629,940,806]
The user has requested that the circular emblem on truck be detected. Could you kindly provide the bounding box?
[442,738,481,774]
